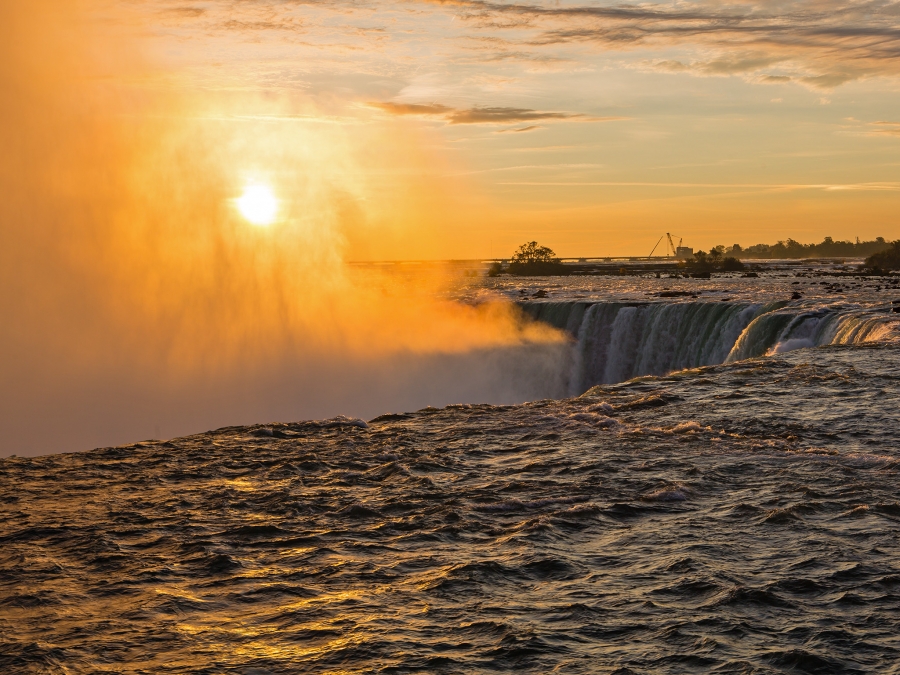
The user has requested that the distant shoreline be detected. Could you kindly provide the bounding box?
[347,257,870,265]
[348,236,898,267]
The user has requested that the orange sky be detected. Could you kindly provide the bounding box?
[113,0,900,259]
[5,0,896,261]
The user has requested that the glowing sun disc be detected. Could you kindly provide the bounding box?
[237,184,278,225]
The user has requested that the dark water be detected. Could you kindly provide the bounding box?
[2,343,900,673]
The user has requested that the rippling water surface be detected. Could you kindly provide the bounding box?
[2,268,900,673]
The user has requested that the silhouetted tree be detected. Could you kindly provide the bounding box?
[511,241,557,264]
[507,241,569,276]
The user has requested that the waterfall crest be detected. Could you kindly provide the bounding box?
[520,300,898,391]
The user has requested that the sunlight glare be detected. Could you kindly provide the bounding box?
[237,184,278,226]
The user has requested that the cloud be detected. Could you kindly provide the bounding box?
[652,60,689,73]
[435,0,900,87]
[150,0,900,90]
[448,106,581,124]
[368,101,619,125]
[761,75,791,84]
[369,102,454,116]
[495,125,542,133]
[644,54,787,79]
[165,6,205,17]
[869,121,900,137]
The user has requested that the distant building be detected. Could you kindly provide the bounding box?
[675,246,693,259]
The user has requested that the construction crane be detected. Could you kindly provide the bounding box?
[650,233,684,258]
[666,233,679,257]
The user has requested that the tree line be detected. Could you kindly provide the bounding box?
[716,237,891,260]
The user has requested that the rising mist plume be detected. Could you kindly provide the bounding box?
[0,1,570,456]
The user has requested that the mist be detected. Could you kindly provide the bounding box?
[0,1,571,457]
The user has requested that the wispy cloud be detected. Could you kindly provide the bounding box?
[456,162,606,175]
[495,125,542,133]
[368,101,624,125]
[152,0,900,89]
[449,106,582,124]
[368,102,454,117]
[432,0,900,87]
[869,121,900,137]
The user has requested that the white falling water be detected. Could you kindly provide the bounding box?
[520,301,898,391]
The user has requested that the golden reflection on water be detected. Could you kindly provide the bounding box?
[4,345,899,671]
[223,478,259,492]
[174,587,382,665]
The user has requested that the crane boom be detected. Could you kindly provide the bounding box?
[648,235,664,258]
[666,233,677,257]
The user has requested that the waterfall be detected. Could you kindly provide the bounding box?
[574,302,768,389]
[520,300,899,391]
[519,301,593,336]
[728,306,898,360]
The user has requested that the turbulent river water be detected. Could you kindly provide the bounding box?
[2,264,900,674]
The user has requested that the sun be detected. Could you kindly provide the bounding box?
[237,184,278,226]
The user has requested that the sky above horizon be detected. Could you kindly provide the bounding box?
[110,0,900,259]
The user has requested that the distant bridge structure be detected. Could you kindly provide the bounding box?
[347,234,694,266]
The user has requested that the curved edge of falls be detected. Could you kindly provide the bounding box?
[519,300,900,392]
